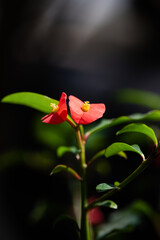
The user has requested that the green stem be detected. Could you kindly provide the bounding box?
[87,149,157,211]
[74,126,91,240]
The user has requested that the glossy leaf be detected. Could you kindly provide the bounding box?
[117,123,158,146]
[105,142,145,160]
[50,164,82,181]
[96,183,118,192]
[1,92,58,113]
[94,200,118,209]
[57,146,79,158]
[117,151,127,159]
[87,110,160,136]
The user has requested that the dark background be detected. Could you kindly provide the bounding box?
[1,0,160,239]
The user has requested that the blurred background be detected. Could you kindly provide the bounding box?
[1,0,160,239]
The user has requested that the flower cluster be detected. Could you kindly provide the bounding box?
[42,92,106,125]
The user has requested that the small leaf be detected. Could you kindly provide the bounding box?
[1,92,58,113]
[117,123,158,147]
[94,200,118,209]
[117,151,127,159]
[57,146,79,158]
[96,183,118,192]
[114,181,120,187]
[105,142,145,160]
[50,164,82,181]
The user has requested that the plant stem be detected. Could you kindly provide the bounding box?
[74,126,91,240]
[87,149,157,211]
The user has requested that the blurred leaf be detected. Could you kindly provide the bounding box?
[34,117,74,150]
[94,200,118,209]
[96,199,160,240]
[50,164,82,181]
[1,92,58,113]
[87,110,160,136]
[114,181,120,187]
[105,142,145,160]
[117,123,158,147]
[116,88,160,109]
[57,146,78,158]
[96,207,142,240]
[0,150,53,171]
[129,200,154,219]
[29,201,47,223]
[96,183,118,193]
[96,161,111,177]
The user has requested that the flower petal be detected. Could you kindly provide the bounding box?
[69,95,106,124]
[69,95,84,123]
[78,104,106,124]
[58,92,67,121]
[41,92,67,124]
[42,112,65,124]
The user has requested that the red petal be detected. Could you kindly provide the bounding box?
[41,112,65,124]
[69,95,84,124]
[41,92,67,124]
[58,92,67,121]
[69,95,106,124]
[79,104,106,124]
[88,196,104,225]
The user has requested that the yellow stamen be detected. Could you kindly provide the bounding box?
[82,101,90,112]
[50,103,59,113]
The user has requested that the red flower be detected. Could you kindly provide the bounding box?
[69,95,106,125]
[41,92,67,124]
[88,196,104,225]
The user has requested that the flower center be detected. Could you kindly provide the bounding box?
[50,103,59,113]
[82,101,90,112]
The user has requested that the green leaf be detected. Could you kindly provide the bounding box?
[94,200,118,209]
[1,92,58,113]
[96,206,142,240]
[57,146,79,158]
[117,123,158,147]
[50,164,82,181]
[96,183,118,192]
[87,110,160,136]
[117,151,128,159]
[116,88,160,109]
[105,142,145,160]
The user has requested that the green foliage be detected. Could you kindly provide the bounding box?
[116,88,160,109]
[94,200,118,209]
[57,146,79,158]
[2,90,160,240]
[1,92,58,113]
[96,183,118,193]
[105,142,145,160]
[50,164,82,181]
[34,117,74,150]
[117,123,158,147]
[87,110,160,136]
